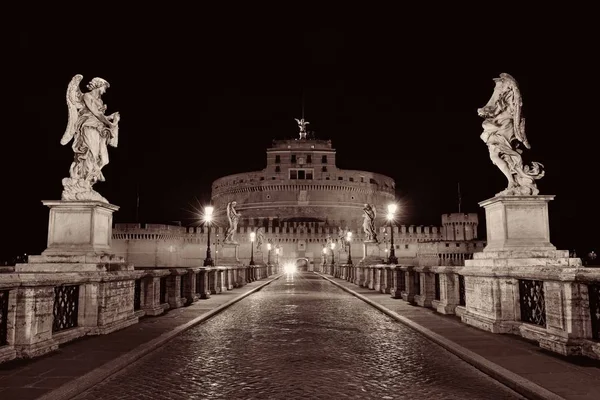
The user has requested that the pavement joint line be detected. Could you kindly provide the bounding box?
[36,275,281,400]
[318,273,565,400]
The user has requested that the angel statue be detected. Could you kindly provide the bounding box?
[362,204,378,242]
[478,73,545,196]
[60,74,120,203]
[224,201,241,243]
[295,118,309,140]
[255,227,266,253]
[337,227,348,252]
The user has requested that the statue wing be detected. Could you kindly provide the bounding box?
[60,75,84,145]
[501,73,530,149]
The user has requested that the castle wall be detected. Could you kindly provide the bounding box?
[113,220,486,269]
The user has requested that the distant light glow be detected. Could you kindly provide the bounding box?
[330,242,336,250]
[346,231,352,241]
[322,247,327,254]
[276,247,280,255]
[267,243,272,250]
[250,231,256,242]
[283,262,296,274]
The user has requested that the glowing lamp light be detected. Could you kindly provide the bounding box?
[204,206,214,223]
[346,231,352,241]
[330,242,336,250]
[267,243,272,251]
[250,231,256,242]
[322,247,327,254]
[275,247,280,255]
[387,203,398,215]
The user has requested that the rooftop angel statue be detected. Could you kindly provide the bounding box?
[295,118,309,140]
[362,204,378,242]
[478,73,544,196]
[224,201,241,243]
[60,74,120,203]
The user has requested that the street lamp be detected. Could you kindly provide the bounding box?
[267,242,272,264]
[249,231,256,265]
[330,242,336,266]
[275,245,280,266]
[203,206,214,266]
[322,246,327,268]
[346,231,353,265]
[387,203,398,264]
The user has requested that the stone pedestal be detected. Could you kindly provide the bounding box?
[360,241,385,265]
[481,195,555,253]
[218,243,241,265]
[9,199,139,359]
[41,200,119,256]
[460,194,596,357]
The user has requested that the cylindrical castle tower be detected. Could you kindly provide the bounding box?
[211,138,395,230]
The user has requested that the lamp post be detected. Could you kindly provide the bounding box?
[275,246,280,270]
[267,242,272,264]
[203,206,214,266]
[346,231,353,265]
[249,231,256,265]
[322,246,327,270]
[387,203,398,264]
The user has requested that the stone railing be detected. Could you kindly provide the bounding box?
[324,262,600,360]
[0,263,277,365]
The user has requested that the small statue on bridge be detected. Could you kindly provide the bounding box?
[255,227,266,253]
[478,73,544,196]
[362,204,378,242]
[295,118,309,140]
[61,74,121,203]
[224,201,241,243]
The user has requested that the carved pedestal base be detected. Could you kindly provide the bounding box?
[481,195,556,253]
[359,241,385,266]
[40,200,119,257]
[218,243,241,265]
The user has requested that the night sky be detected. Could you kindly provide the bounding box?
[4,9,598,261]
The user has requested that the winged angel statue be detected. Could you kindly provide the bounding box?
[362,204,378,242]
[478,73,544,196]
[60,74,120,203]
[224,201,241,243]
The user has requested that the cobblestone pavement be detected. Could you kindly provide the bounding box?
[74,273,525,400]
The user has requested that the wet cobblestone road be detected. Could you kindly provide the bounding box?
[75,273,524,399]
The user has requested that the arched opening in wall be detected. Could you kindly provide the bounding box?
[295,258,309,272]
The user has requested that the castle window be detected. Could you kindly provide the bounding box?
[275,155,281,163]
[290,170,298,179]
[325,177,330,180]
[322,166,327,172]
[349,177,354,182]
[260,177,264,180]
[405,244,409,249]
[360,177,365,183]
[275,166,281,173]
[291,155,297,163]
[298,170,305,179]
[307,155,312,163]
[338,176,343,180]
[321,155,327,163]
[306,170,313,179]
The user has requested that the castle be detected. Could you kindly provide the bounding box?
[112,128,485,269]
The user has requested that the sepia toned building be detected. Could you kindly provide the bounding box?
[112,135,485,270]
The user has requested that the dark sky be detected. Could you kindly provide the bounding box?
[4,9,598,260]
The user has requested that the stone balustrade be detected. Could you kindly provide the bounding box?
[0,263,277,365]
[324,263,600,360]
